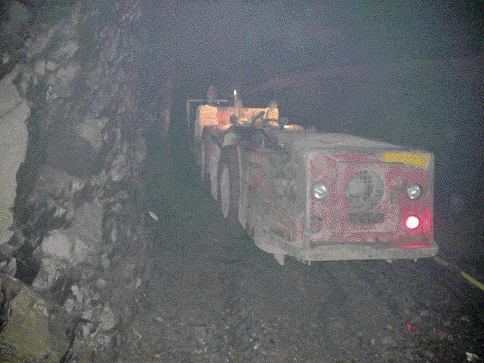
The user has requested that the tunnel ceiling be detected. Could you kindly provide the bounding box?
[140,0,481,88]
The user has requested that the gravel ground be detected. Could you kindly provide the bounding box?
[117,134,483,362]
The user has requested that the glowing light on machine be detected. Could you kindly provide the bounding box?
[406,216,420,229]
[234,89,239,118]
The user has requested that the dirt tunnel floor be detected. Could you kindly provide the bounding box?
[117,133,483,362]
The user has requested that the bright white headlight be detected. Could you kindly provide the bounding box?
[406,184,422,200]
[312,182,329,200]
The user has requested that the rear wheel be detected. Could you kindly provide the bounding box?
[217,146,239,221]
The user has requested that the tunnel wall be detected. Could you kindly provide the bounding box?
[0,0,171,359]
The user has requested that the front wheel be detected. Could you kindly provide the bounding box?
[217,146,239,221]
[200,140,210,187]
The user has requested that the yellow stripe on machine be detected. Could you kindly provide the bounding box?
[381,151,430,169]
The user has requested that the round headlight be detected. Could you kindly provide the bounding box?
[406,184,422,200]
[312,182,329,200]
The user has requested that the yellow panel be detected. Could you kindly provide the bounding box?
[266,108,279,120]
[198,105,218,128]
[381,151,431,169]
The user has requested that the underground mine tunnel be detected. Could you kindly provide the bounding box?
[0,0,482,361]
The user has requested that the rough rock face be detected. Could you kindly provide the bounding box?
[0,273,71,362]
[0,69,29,245]
[0,1,31,78]
[0,0,34,246]
[0,0,168,360]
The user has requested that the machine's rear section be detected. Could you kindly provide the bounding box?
[253,144,438,262]
[191,98,438,263]
[307,150,435,252]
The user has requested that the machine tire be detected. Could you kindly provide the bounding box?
[201,140,210,188]
[217,145,239,221]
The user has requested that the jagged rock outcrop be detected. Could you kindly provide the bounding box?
[0,68,29,246]
[0,273,71,362]
[0,0,168,360]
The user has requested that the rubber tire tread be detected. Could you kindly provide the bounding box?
[217,145,240,222]
[201,140,210,187]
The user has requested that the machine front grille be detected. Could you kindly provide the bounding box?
[347,170,384,212]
